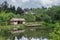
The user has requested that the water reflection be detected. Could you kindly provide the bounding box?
[7,36,48,40]
[15,37,18,40]
[20,36,28,40]
[6,28,53,40]
[7,38,10,40]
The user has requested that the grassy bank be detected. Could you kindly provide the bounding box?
[0,24,27,36]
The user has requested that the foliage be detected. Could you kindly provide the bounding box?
[16,7,24,15]
[0,1,60,40]
[0,11,21,26]
[49,22,60,40]
[23,14,36,22]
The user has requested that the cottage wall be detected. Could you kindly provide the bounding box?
[10,21,18,25]
[22,22,25,24]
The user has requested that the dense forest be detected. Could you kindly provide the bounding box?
[0,1,60,40]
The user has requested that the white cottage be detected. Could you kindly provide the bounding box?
[10,18,25,25]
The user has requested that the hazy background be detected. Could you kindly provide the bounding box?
[0,0,60,8]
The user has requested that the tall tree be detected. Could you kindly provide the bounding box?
[1,1,8,11]
[16,7,24,15]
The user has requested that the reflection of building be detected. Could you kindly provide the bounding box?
[10,18,25,25]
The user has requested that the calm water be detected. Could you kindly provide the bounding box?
[1,28,53,40]
[7,36,48,40]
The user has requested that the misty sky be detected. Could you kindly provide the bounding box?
[0,0,60,8]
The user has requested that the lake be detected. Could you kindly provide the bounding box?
[0,28,53,40]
